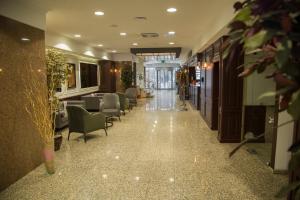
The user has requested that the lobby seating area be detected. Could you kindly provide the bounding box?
[54,89,138,143]
[1,1,299,199]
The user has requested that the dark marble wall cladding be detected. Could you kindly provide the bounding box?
[0,15,46,191]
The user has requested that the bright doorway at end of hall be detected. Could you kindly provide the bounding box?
[145,68,177,90]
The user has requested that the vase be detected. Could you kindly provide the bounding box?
[43,144,55,174]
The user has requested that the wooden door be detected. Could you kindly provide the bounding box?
[211,61,220,130]
[244,106,266,142]
[218,43,244,143]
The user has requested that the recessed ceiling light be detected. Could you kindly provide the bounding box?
[21,37,30,41]
[111,50,117,53]
[102,55,109,60]
[94,11,104,16]
[168,31,176,35]
[98,44,103,47]
[167,8,177,13]
[169,42,175,45]
[134,16,147,20]
[120,32,127,36]
[74,34,81,38]
[132,43,138,46]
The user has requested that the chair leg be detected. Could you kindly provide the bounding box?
[119,115,121,121]
[68,131,71,140]
[104,128,108,136]
[84,133,87,143]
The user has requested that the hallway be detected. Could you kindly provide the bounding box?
[0,91,287,200]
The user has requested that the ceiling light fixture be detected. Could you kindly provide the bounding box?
[132,43,138,46]
[102,55,109,60]
[169,42,175,45]
[111,50,117,53]
[94,11,104,16]
[97,44,103,47]
[167,8,177,13]
[54,43,72,51]
[74,34,81,38]
[21,37,30,41]
[168,31,176,35]
[120,32,127,36]
[84,50,95,57]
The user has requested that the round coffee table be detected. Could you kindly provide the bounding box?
[105,115,113,128]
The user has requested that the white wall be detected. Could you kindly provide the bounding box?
[274,111,294,171]
[243,54,276,106]
[112,53,134,62]
[52,49,100,99]
[46,31,111,60]
[0,0,46,30]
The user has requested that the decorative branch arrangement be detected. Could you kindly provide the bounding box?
[24,48,69,174]
[226,0,300,198]
[24,65,53,145]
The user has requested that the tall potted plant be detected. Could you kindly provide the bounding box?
[121,67,133,89]
[24,48,69,174]
[226,0,300,199]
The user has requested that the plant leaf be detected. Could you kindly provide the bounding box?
[275,38,292,69]
[229,134,265,157]
[275,181,300,198]
[289,142,300,153]
[244,30,273,50]
[234,6,251,21]
[287,89,300,119]
[258,91,276,100]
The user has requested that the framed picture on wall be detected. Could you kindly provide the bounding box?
[80,62,98,88]
[67,63,76,89]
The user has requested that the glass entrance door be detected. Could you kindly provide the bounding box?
[157,69,174,89]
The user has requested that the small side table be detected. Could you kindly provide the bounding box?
[105,115,113,128]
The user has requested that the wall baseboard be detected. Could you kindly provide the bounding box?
[273,169,288,175]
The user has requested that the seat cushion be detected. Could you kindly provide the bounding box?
[102,109,120,116]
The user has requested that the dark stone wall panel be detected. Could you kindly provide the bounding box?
[0,15,45,191]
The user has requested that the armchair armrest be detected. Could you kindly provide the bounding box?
[99,102,104,111]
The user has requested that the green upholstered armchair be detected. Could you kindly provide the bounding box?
[99,93,121,120]
[66,105,107,143]
[117,92,130,115]
[125,88,138,107]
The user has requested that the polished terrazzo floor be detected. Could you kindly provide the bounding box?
[0,90,287,200]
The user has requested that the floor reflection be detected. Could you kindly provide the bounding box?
[145,90,177,111]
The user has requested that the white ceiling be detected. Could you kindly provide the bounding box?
[3,0,237,55]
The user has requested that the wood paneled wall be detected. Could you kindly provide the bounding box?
[198,36,244,142]
[99,60,116,93]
